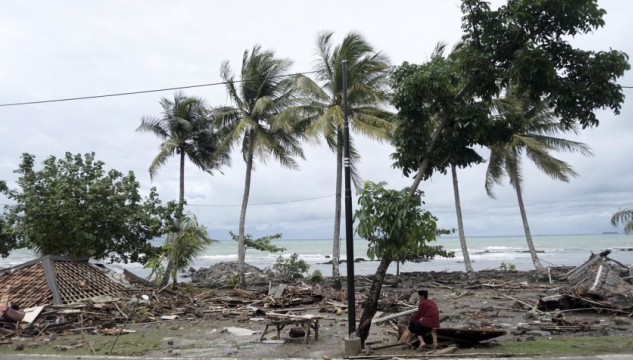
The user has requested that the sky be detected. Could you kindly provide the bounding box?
[0,1,632,240]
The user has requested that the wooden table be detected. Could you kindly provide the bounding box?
[259,313,321,344]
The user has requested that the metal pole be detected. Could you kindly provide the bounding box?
[342,59,356,336]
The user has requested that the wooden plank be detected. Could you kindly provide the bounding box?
[371,308,416,324]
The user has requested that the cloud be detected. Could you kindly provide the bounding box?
[1,0,632,241]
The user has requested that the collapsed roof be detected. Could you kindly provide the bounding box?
[0,256,125,308]
[564,250,633,310]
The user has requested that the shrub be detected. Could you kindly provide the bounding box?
[272,253,310,279]
[309,269,325,283]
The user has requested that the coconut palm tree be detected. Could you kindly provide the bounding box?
[165,212,217,286]
[216,45,304,286]
[611,207,633,234]
[294,31,394,279]
[137,92,230,285]
[485,92,594,273]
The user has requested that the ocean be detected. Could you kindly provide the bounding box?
[2,234,632,279]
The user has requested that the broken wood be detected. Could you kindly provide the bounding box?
[502,294,542,313]
[371,308,417,324]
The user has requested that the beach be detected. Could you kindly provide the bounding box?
[2,267,633,358]
[2,233,631,279]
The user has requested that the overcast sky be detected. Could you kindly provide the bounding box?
[1,1,631,240]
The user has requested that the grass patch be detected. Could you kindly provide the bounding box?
[0,329,167,356]
[494,335,633,356]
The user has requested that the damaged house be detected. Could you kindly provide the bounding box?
[0,255,126,309]
[540,250,633,311]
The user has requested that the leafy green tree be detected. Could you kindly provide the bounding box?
[391,42,511,278]
[164,212,216,286]
[611,207,633,234]
[229,231,286,253]
[354,181,452,346]
[391,0,629,199]
[0,153,177,263]
[0,181,17,258]
[392,227,455,285]
[485,90,594,273]
[217,45,304,286]
[295,31,394,279]
[137,92,230,284]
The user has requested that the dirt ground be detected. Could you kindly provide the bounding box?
[2,268,633,358]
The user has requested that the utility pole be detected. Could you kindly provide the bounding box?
[342,59,356,336]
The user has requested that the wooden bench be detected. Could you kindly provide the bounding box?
[259,313,321,344]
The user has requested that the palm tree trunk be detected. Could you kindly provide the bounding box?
[332,130,343,281]
[356,254,392,347]
[237,147,254,287]
[161,150,186,287]
[513,177,546,273]
[451,165,474,278]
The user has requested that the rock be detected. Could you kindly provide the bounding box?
[336,309,344,316]
[190,262,263,286]
[480,306,495,312]
[512,301,525,310]
[614,317,631,326]
[526,330,551,337]
[466,320,482,328]
[517,323,530,331]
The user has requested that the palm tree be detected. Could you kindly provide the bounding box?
[295,31,394,279]
[217,45,304,286]
[137,92,230,285]
[485,92,594,273]
[165,212,217,286]
[611,207,633,234]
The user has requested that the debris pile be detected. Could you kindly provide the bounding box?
[0,258,347,346]
[189,262,267,287]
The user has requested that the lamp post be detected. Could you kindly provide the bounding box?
[342,59,356,336]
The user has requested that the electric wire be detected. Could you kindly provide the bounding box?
[0,71,629,107]
[0,70,319,107]
[0,193,334,208]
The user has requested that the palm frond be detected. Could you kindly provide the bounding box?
[149,140,178,180]
[485,145,507,199]
[611,208,633,234]
[170,213,216,272]
[527,135,594,157]
[137,116,169,139]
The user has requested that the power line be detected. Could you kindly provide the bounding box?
[185,194,335,207]
[0,193,335,208]
[0,71,319,107]
[1,72,629,107]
